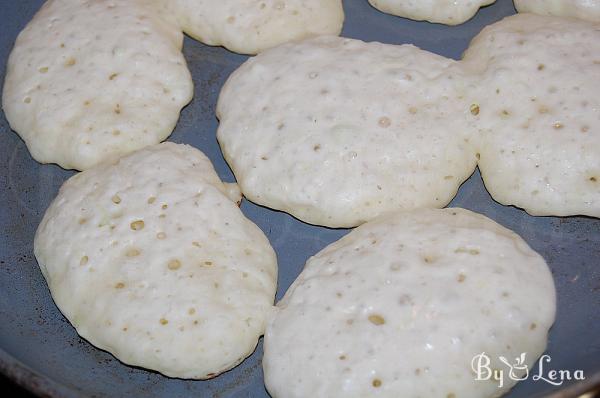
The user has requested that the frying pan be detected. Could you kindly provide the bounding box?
[1,0,599,397]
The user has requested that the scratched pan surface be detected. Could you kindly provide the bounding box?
[0,0,599,397]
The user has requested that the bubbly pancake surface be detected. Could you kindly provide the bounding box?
[264,208,556,398]
[2,0,193,170]
[34,142,278,379]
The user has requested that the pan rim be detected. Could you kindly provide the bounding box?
[0,347,81,398]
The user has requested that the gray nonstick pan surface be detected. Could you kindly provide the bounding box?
[0,0,599,397]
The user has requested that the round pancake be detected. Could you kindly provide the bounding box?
[368,0,496,25]
[2,0,193,170]
[34,142,277,379]
[515,0,600,23]
[159,0,344,54]
[217,36,477,227]
[463,14,600,217]
[264,208,556,398]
